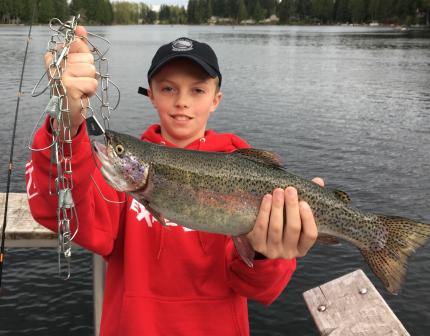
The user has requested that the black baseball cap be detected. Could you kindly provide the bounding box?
[138,37,222,96]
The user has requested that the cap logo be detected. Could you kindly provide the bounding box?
[172,39,193,52]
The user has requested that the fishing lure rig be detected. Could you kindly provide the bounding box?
[29,15,121,279]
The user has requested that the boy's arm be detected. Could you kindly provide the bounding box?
[25,24,123,256]
[225,239,297,305]
[26,118,125,256]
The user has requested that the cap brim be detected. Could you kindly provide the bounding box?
[148,54,218,81]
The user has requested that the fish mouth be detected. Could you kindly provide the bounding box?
[92,140,134,192]
[92,140,108,161]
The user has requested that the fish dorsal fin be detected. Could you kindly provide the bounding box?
[234,148,283,168]
[332,189,351,204]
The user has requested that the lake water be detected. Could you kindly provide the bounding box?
[0,24,429,335]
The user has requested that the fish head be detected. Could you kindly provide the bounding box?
[92,130,149,192]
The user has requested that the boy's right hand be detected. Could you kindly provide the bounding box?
[45,25,98,138]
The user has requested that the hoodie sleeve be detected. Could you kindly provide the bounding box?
[225,239,296,305]
[224,134,297,305]
[25,118,126,257]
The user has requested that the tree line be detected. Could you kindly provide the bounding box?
[1,0,429,25]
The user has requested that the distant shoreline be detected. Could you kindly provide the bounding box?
[1,23,429,29]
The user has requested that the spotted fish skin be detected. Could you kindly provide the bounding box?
[93,130,430,294]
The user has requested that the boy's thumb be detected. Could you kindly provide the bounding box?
[75,25,87,38]
[69,25,90,53]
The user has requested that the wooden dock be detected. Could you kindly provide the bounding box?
[0,192,105,336]
[1,192,56,246]
[303,269,410,336]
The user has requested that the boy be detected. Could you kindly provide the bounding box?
[26,26,322,335]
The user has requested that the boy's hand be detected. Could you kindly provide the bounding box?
[246,178,324,260]
[45,25,97,138]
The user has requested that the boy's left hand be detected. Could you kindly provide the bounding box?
[246,178,324,260]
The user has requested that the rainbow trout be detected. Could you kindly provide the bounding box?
[93,130,430,294]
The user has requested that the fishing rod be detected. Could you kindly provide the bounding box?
[0,1,37,294]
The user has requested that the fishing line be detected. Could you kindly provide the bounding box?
[0,0,37,294]
[90,175,127,205]
[89,144,126,205]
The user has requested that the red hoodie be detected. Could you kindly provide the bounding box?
[26,120,296,336]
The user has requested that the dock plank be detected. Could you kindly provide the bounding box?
[0,192,56,243]
[303,269,409,336]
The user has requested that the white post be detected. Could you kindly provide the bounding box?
[93,253,106,336]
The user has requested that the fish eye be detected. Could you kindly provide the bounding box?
[115,144,125,155]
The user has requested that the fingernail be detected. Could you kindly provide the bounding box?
[300,201,310,211]
[274,189,283,200]
[286,187,296,197]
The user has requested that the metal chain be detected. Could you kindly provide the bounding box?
[30,15,120,279]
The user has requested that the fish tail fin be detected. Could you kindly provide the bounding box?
[361,215,430,294]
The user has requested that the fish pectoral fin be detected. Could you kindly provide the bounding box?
[234,148,284,168]
[152,211,167,226]
[317,233,340,245]
[141,200,167,226]
[332,189,351,204]
[232,235,255,268]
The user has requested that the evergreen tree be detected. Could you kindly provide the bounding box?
[38,0,55,23]
[226,0,239,19]
[238,0,248,21]
[96,0,113,25]
[213,0,226,17]
[69,0,87,21]
[253,0,265,21]
[349,0,366,22]
[144,9,157,23]
[197,0,208,22]
[311,0,333,23]
[422,0,430,25]
[85,0,97,23]
[260,0,276,15]
[159,4,170,22]
[53,0,69,21]
[207,0,213,18]
[335,0,351,22]
[278,0,295,23]
[296,0,312,19]
[187,0,197,23]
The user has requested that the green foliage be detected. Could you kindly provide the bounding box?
[238,0,248,21]
[296,0,312,19]
[0,0,426,25]
[69,0,113,24]
[38,0,55,24]
[112,1,140,24]
[278,0,295,23]
[252,0,265,22]
[349,0,366,22]
[311,0,333,23]
[159,4,187,24]
[335,0,351,22]
[53,0,69,21]
[260,0,276,15]
[213,0,226,17]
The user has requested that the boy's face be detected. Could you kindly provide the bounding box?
[147,58,222,148]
